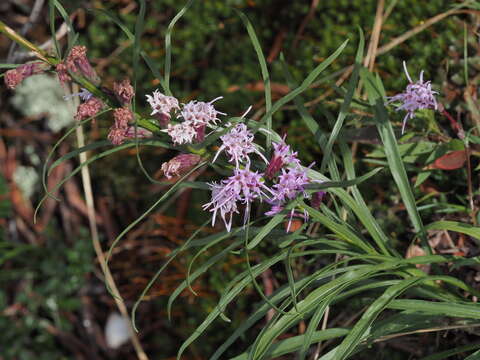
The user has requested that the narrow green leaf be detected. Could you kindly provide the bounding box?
[303,204,376,254]
[321,29,364,172]
[229,328,349,360]
[235,10,272,149]
[425,220,480,242]
[52,0,76,51]
[259,40,348,125]
[422,343,480,360]
[246,213,285,250]
[306,167,383,191]
[465,349,480,360]
[165,0,194,95]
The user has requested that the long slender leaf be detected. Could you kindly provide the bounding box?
[320,29,364,172]
[235,10,272,149]
[164,0,194,95]
[259,40,348,125]
[229,328,349,360]
[425,220,480,242]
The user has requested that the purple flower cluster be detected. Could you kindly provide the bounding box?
[145,90,225,145]
[203,167,273,231]
[213,123,268,167]
[387,61,438,134]
[205,127,316,232]
[264,138,314,232]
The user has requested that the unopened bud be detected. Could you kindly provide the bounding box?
[113,107,133,129]
[75,97,104,121]
[4,62,45,89]
[113,78,134,104]
[161,154,201,179]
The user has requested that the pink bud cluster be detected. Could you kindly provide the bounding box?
[145,90,225,145]
[386,61,438,134]
[75,97,104,121]
[4,62,45,90]
[107,107,152,145]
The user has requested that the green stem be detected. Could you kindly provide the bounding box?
[0,20,57,65]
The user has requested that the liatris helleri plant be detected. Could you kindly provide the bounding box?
[2,4,480,360]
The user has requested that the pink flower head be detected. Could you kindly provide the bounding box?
[113,107,133,129]
[265,135,301,178]
[212,123,268,168]
[266,165,313,232]
[203,167,273,231]
[75,97,104,121]
[146,90,180,125]
[165,121,197,145]
[386,61,438,134]
[161,154,201,179]
[203,182,239,232]
[4,69,23,90]
[114,78,135,104]
[4,62,45,89]
[271,166,310,203]
[181,97,225,128]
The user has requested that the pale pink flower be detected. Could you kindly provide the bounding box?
[146,90,180,124]
[107,127,126,146]
[181,97,225,128]
[212,123,268,167]
[386,61,438,134]
[165,121,197,145]
[56,63,70,84]
[203,167,273,231]
[66,45,98,82]
[269,166,310,205]
[266,165,313,232]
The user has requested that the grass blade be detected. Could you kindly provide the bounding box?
[235,10,272,149]
[320,29,364,172]
[165,0,194,95]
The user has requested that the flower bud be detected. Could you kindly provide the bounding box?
[311,191,326,209]
[66,45,100,84]
[113,107,133,129]
[4,62,45,89]
[161,154,201,179]
[75,97,104,121]
[113,78,134,105]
